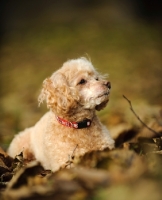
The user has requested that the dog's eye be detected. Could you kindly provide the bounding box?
[78,79,86,85]
[96,78,99,81]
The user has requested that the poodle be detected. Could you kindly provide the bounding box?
[8,57,115,172]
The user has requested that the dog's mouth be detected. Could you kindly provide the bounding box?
[95,92,109,111]
[97,92,109,99]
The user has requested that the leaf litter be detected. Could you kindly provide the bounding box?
[0,97,162,200]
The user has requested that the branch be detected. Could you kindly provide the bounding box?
[123,95,160,135]
[65,144,78,168]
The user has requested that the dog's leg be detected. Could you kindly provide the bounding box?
[8,128,35,160]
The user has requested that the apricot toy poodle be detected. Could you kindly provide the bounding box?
[8,57,114,171]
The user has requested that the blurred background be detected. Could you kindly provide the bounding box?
[0,0,162,148]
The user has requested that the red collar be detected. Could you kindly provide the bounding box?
[56,116,91,129]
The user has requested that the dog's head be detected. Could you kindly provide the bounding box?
[38,57,111,116]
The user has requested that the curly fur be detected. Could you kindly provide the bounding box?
[8,57,115,171]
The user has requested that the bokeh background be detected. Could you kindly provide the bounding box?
[0,0,162,148]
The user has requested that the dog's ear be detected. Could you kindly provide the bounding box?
[38,72,78,115]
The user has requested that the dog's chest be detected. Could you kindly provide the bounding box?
[62,128,103,150]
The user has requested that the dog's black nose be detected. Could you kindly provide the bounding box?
[106,81,111,89]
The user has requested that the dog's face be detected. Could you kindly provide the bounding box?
[71,69,111,111]
[39,58,111,115]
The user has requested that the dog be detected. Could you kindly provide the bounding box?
[8,57,115,171]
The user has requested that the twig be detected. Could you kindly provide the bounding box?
[65,144,78,168]
[71,144,78,159]
[123,95,160,135]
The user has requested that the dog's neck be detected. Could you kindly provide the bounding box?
[56,116,91,129]
[53,107,96,122]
